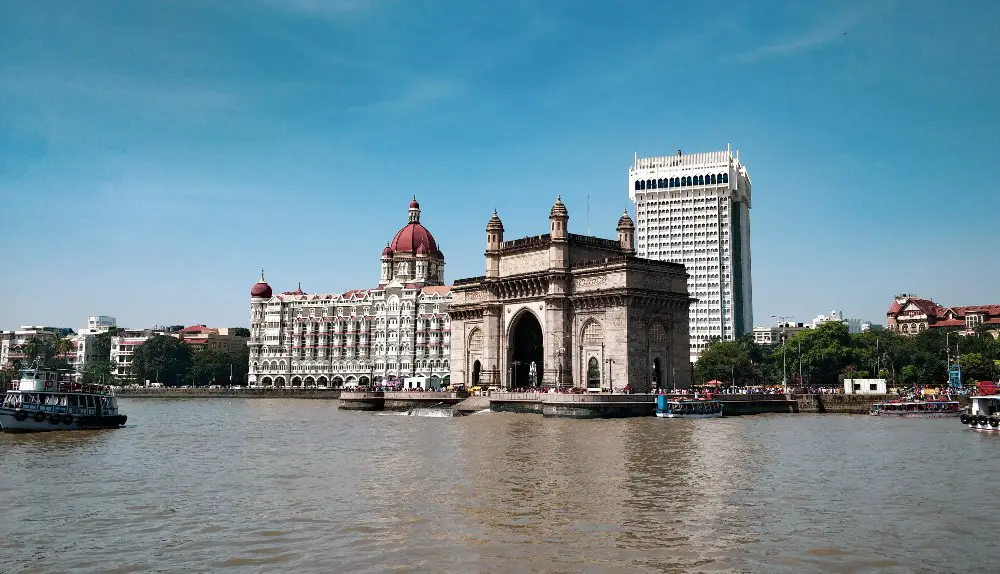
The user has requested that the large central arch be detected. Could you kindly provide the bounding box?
[509,310,543,389]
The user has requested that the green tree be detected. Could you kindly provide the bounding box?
[191,349,233,386]
[776,322,856,386]
[230,327,250,338]
[15,336,72,370]
[131,335,193,386]
[231,345,250,386]
[900,365,920,386]
[694,340,761,386]
[960,353,993,383]
[82,360,114,385]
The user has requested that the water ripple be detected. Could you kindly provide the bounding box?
[1,400,998,572]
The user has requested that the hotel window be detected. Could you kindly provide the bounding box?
[966,314,983,329]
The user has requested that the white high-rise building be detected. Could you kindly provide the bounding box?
[629,147,753,362]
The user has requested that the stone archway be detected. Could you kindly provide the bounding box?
[587,357,601,389]
[509,310,543,389]
[652,357,662,390]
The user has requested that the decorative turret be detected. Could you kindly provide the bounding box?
[548,196,569,270]
[486,209,504,278]
[408,195,421,223]
[380,242,393,285]
[617,209,635,255]
[549,195,568,240]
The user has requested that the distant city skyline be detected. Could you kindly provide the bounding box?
[2,0,998,331]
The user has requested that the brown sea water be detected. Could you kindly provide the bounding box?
[1,399,997,573]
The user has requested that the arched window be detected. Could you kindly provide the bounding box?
[679,177,686,187]
[468,329,483,351]
[647,179,653,189]
[650,322,667,345]
[722,173,729,183]
[697,175,704,185]
[709,174,716,184]
[640,180,646,190]
[687,176,693,186]
[635,180,641,191]
[582,320,604,345]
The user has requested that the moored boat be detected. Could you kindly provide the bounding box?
[960,395,1000,431]
[869,400,961,417]
[0,363,127,433]
[655,395,723,418]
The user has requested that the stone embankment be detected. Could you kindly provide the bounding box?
[115,387,342,400]
[339,391,468,412]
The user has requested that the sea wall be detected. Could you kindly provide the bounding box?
[339,391,468,411]
[791,394,971,414]
[115,388,342,400]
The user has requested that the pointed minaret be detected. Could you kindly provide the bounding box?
[617,208,635,255]
[486,209,504,278]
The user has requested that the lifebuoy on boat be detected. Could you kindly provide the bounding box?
[978,415,989,426]
[960,414,970,424]
[62,414,73,425]
[33,411,47,423]
[990,418,999,428]
[14,410,27,421]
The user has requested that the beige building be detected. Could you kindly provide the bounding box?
[448,198,692,392]
[174,326,249,354]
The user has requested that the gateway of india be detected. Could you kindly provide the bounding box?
[450,197,692,392]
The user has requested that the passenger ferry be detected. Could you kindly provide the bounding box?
[960,395,1000,431]
[655,395,723,418]
[0,364,127,433]
[869,399,961,417]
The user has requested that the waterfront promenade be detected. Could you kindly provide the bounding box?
[116,387,968,417]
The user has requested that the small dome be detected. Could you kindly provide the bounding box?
[486,209,504,231]
[409,198,420,209]
[251,270,272,298]
[382,242,393,257]
[617,209,635,230]
[549,195,568,219]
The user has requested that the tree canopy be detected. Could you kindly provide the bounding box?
[699,323,1000,388]
[130,335,193,386]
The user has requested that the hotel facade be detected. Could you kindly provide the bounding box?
[247,199,452,388]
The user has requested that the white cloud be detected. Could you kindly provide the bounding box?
[736,3,892,62]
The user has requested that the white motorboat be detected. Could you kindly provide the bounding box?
[655,395,723,418]
[960,395,1000,431]
[0,363,127,433]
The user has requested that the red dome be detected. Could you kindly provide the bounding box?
[382,243,393,257]
[409,198,420,209]
[390,222,438,255]
[251,281,272,298]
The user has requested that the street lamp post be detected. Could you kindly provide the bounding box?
[771,314,792,392]
[556,347,565,389]
[604,357,616,393]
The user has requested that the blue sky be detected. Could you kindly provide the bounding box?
[1,0,997,331]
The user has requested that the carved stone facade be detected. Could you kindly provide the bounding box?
[449,200,692,392]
